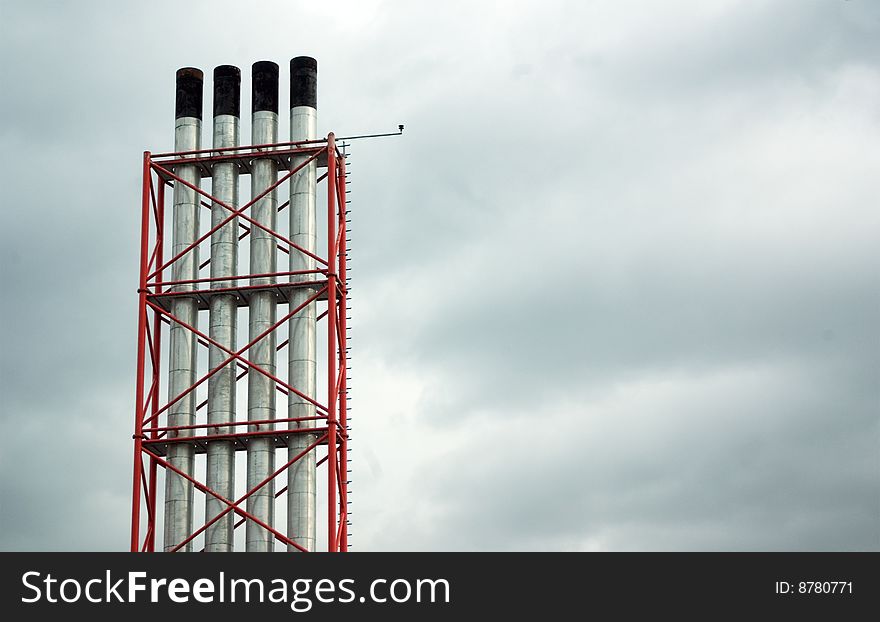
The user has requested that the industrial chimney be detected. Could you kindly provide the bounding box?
[164,67,203,552]
[204,64,240,553]
[287,56,318,553]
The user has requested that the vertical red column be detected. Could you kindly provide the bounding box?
[326,134,338,552]
[146,177,165,552]
[337,154,348,552]
[131,151,152,552]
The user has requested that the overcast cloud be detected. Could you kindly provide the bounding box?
[0,0,877,551]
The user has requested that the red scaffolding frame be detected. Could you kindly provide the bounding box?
[130,134,349,552]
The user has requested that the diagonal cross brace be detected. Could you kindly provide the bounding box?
[141,286,328,428]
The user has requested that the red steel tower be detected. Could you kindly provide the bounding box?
[129,59,349,552]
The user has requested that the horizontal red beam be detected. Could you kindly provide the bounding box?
[151,139,331,159]
[146,269,325,290]
[150,415,327,435]
[141,426,330,448]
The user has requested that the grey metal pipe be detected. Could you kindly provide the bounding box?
[287,56,318,552]
[164,67,202,552]
[246,61,279,552]
[205,65,240,552]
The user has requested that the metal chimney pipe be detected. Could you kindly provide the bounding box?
[287,56,318,552]
[164,67,203,552]
[246,61,280,551]
[204,65,240,552]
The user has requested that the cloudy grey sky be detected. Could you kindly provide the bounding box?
[0,0,877,551]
